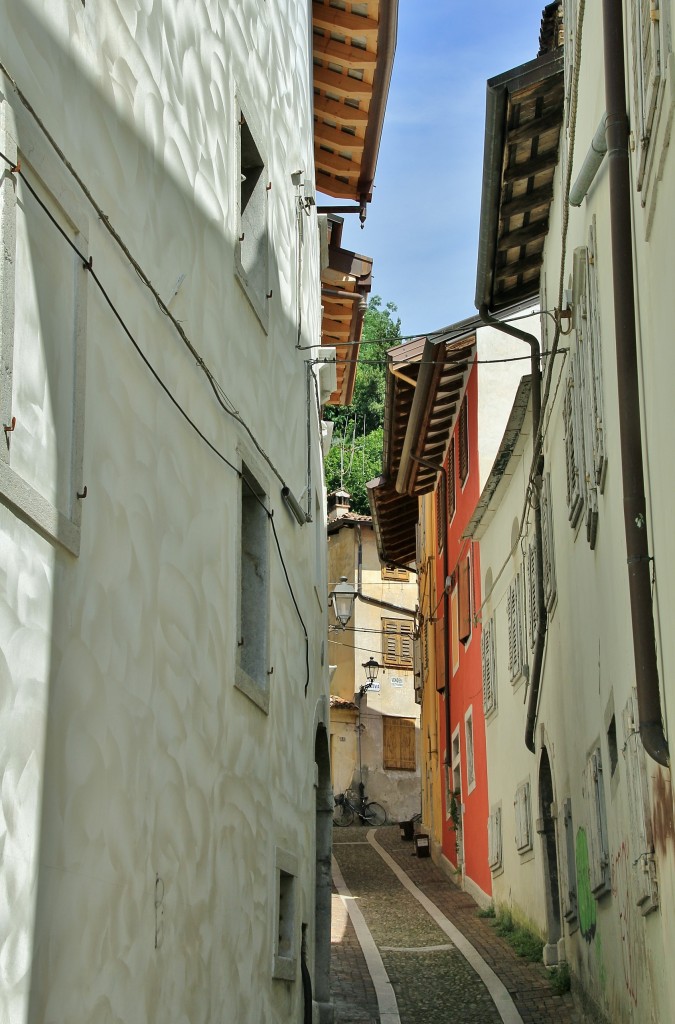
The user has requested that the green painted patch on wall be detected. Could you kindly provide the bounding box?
[576,827,596,942]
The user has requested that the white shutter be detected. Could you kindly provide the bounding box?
[527,544,538,651]
[488,805,503,871]
[584,749,611,896]
[560,798,578,923]
[623,693,659,913]
[632,0,663,189]
[541,475,557,610]
[482,617,497,715]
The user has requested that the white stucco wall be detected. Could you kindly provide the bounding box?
[0,3,328,1022]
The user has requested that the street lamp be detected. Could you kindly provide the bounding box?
[356,658,380,800]
[362,658,380,687]
[329,575,357,630]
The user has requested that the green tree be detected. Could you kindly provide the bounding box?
[324,296,401,436]
[324,427,384,515]
[324,296,402,514]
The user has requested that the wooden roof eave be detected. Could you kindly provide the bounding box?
[312,0,398,206]
[475,48,564,316]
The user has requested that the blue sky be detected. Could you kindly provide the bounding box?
[326,1,552,336]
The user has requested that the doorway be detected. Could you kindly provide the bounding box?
[539,747,562,965]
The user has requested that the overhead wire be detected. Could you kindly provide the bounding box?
[0,143,312,695]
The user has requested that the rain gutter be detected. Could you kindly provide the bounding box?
[602,0,668,765]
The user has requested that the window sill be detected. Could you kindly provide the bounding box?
[234,666,270,714]
[272,955,297,982]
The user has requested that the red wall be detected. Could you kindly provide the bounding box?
[436,361,492,897]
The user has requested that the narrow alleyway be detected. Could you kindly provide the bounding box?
[331,827,586,1024]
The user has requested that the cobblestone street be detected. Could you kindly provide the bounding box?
[331,826,588,1024]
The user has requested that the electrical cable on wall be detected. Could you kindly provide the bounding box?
[0,145,312,696]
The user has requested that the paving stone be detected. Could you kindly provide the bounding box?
[331,824,593,1024]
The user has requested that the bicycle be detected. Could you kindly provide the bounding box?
[333,790,387,827]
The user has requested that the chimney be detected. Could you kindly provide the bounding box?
[327,488,351,521]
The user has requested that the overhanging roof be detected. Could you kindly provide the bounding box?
[312,0,398,205]
[475,39,564,315]
[368,318,479,566]
[321,215,372,405]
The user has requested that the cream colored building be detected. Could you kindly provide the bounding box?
[327,500,421,822]
[471,3,675,1021]
[0,2,397,1022]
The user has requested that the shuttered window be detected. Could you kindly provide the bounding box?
[447,438,456,522]
[583,748,611,897]
[382,618,414,668]
[488,805,503,872]
[561,798,579,923]
[458,397,469,486]
[541,474,557,610]
[481,616,497,715]
[382,565,409,582]
[436,473,446,553]
[631,0,663,190]
[623,693,659,913]
[458,555,472,643]
[526,543,538,651]
[383,716,416,771]
[514,780,533,853]
[507,573,525,682]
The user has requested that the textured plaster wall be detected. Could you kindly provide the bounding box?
[0,2,327,1023]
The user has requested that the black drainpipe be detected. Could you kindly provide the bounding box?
[478,307,547,753]
[411,455,451,771]
[602,0,668,765]
[355,525,417,619]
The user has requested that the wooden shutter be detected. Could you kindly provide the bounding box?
[458,555,471,643]
[458,397,469,485]
[382,618,414,668]
[383,716,416,771]
[382,565,409,582]
[436,474,446,553]
[447,439,456,521]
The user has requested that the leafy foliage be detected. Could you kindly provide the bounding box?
[324,428,384,516]
[323,297,401,514]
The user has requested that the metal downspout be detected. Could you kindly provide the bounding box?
[411,455,451,770]
[478,306,547,753]
[601,0,668,765]
[355,525,417,618]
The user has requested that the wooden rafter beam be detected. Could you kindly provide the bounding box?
[503,151,559,182]
[312,4,380,38]
[500,182,553,218]
[313,38,378,68]
[314,66,373,101]
[314,94,370,125]
[313,122,365,152]
[315,149,361,176]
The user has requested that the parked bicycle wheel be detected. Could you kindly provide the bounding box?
[333,801,355,827]
[363,802,386,826]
